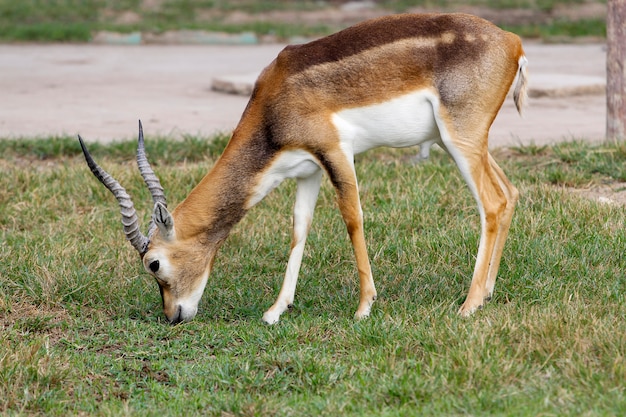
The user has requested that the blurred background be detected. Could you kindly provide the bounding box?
[0,0,607,44]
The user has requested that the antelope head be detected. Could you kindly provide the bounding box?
[79,121,212,324]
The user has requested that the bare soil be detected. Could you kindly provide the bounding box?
[567,182,626,206]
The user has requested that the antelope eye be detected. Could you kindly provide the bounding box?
[149,260,160,273]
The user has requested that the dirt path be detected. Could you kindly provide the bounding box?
[0,42,607,147]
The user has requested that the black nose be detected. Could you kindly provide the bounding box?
[168,305,183,325]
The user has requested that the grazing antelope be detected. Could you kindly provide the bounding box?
[79,13,527,325]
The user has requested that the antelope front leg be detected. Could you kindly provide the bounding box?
[262,170,322,324]
[348,218,378,320]
[326,152,377,320]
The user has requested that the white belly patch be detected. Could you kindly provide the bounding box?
[331,89,440,155]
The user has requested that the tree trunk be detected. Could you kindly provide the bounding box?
[606,0,626,141]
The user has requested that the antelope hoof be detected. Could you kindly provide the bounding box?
[458,300,482,317]
[354,309,371,320]
[263,308,282,325]
[354,296,376,320]
[262,309,282,325]
[459,290,494,316]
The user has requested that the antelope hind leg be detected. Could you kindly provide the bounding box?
[458,155,510,316]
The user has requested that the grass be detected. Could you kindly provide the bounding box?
[1,135,626,415]
[0,133,230,162]
[504,17,607,39]
[0,0,607,43]
[380,0,591,12]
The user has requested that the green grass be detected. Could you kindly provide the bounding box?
[504,18,607,39]
[380,0,591,12]
[0,133,230,162]
[1,136,626,415]
[0,0,607,43]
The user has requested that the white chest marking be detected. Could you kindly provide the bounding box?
[332,89,440,155]
[247,149,321,209]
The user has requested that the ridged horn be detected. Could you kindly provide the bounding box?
[136,120,167,208]
[78,135,149,255]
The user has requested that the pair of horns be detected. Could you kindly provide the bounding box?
[78,121,166,255]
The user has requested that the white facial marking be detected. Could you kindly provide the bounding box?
[145,251,174,283]
[177,269,210,321]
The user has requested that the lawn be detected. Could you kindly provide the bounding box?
[0,0,607,42]
[1,136,625,415]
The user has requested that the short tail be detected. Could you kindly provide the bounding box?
[513,55,528,115]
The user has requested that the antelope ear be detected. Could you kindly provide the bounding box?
[153,202,175,241]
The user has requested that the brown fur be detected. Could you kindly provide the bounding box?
[137,13,527,323]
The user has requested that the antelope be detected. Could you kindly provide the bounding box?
[79,13,528,325]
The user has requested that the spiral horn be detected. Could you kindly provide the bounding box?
[78,135,149,255]
[136,120,167,208]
